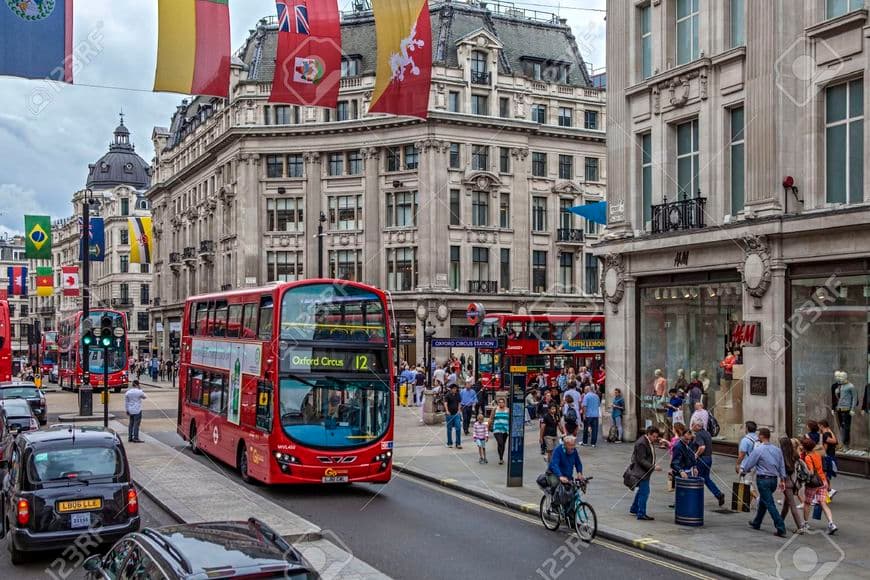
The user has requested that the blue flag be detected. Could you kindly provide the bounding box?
[568,201,608,226]
[0,0,74,83]
[79,216,105,262]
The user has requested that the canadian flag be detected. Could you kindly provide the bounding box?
[62,265,80,297]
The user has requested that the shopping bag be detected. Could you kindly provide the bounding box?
[812,502,822,520]
[731,478,752,512]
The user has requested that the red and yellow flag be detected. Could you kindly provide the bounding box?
[154,0,231,98]
[369,0,432,119]
[35,267,53,298]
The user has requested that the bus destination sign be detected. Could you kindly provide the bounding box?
[281,348,387,374]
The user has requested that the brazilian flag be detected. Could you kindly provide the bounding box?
[25,215,52,259]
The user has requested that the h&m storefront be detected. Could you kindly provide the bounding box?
[600,227,870,474]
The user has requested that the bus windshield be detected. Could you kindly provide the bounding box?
[280,284,386,343]
[279,377,390,449]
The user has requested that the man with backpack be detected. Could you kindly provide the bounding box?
[736,421,760,473]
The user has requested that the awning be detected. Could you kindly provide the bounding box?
[568,201,607,225]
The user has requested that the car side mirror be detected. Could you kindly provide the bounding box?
[83,554,102,573]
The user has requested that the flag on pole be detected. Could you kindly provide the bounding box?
[0,0,74,83]
[7,266,27,296]
[24,215,52,259]
[62,265,79,297]
[79,216,105,262]
[154,0,231,98]
[128,217,154,264]
[270,0,342,108]
[35,267,53,297]
[369,0,432,119]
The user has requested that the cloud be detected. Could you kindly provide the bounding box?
[0,184,49,234]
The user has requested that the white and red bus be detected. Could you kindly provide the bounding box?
[478,314,605,389]
[178,279,395,485]
[57,310,130,392]
[41,330,59,377]
[0,300,11,382]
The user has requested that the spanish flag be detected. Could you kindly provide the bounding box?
[129,218,154,264]
[154,0,231,98]
[369,0,432,119]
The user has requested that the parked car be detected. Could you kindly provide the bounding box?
[0,426,140,564]
[0,381,48,425]
[0,400,39,434]
[0,407,13,482]
[83,518,320,579]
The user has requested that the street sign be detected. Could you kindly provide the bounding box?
[466,302,486,325]
[113,327,125,338]
[507,372,526,487]
[430,338,498,349]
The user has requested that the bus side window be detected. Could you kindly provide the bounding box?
[188,370,204,405]
[242,304,257,339]
[227,305,243,339]
[257,297,273,341]
[256,380,273,432]
[194,302,208,336]
[213,301,229,337]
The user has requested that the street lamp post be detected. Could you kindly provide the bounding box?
[317,211,327,278]
[79,189,95,416]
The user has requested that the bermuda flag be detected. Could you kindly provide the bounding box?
[6,266,27,296]
[62,265,79,296]
[0,0,74,83]
[369,0,432,118]
[270,0,341,108]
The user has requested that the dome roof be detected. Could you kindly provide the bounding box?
[86,117,151,190]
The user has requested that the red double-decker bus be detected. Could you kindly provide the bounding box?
[0,300,11,382]
[478,314,605,389]
[57,310,130,392]
[41,330,59,379]
[178,279,395,485]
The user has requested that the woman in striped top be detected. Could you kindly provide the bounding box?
[473,414,489,464]
[489,397,511,465]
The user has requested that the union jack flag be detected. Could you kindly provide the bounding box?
[277,0,309,35]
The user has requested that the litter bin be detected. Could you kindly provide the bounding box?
[674,476,704,527]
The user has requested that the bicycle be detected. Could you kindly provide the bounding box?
[539,476,597,542]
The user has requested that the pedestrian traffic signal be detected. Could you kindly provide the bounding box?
[100,316,113,348]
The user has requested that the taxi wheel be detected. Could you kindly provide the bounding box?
[8,532,26,565]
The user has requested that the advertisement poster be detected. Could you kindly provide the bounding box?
[227,345,243,425]
[191,339,262,379]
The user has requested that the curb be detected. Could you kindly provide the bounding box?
[395,462,769,580]
[138,380,175,390]
[132,477,185,525]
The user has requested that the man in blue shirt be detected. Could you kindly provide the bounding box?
[460,383,478,435]
[740,427,787,537]
[581,389,601,447]
[547,435,584,488]
[557,368,568,391]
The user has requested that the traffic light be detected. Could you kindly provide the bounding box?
[81,317,95,347]
[169,331,180,353]
[100,316,113,348]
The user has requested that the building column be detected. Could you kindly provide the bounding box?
[303,152,323,278]
[420,139,448,291]
[362,147,381,287]
[237,153,261,286]
[603,0,631,236]
[511,147,530,292]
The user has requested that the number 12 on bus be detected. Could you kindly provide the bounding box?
[178,280,395,485]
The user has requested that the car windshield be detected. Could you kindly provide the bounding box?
[28,446,122,482]
[280,377,390,449]
[1,400,32,417]
[0,386,40,399]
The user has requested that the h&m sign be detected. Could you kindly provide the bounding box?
[730,321,761,347]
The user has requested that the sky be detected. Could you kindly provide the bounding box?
[0,0,605,237]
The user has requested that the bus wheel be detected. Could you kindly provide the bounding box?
[238,443,255,485]
[189,422,201,455]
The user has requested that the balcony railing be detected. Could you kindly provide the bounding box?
[556,228,585,243]
[199,240,215,261]
[38,307,54,316]
[471,70,491,85]
[112,297,133,307]
[651,196,707,234]
[220,283,233,291]
[468,280,498,294]
[169,252,181,264]
[182,246,197,262]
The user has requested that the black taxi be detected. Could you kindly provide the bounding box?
[0,425,140,564]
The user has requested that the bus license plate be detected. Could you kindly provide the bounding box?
[322,475,349,483]
[70,512,91,529]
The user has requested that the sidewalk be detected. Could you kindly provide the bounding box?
[393,406,867,580]
[137,376,176,389]
[112,419,388,580]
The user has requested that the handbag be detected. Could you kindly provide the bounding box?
[731,477,752,512]
[623,464,639,490]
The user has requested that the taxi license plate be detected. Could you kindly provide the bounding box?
[57,498,102,513]
[70,512,91,529]
[322,475,349,483]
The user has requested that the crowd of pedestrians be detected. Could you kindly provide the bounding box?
[133,356,177,384]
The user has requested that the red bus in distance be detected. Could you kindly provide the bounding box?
[177,279,395,485]
[0,300,11,382]
[478,314,605,389]
[57,310,130,392]
[41,330,59,378]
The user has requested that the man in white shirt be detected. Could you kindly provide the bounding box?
[690,402,709,432]
[124,380,148,443]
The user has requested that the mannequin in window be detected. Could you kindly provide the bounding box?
[698,369,711,408]
[673,368,688,393]
[720,350,737,380]
[832,371,858,449]
[653,369,667,399]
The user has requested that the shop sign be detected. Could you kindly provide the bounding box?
[674,250,689,267]
[749,376,768,396]
[730,321,761,346]
[466,302,486,325]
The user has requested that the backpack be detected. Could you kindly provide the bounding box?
[795,458,812,485]
[707,414,720,437]
[565,406,578,424]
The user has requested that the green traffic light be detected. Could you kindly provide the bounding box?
[82,333,94,346]
[101,335,112,347]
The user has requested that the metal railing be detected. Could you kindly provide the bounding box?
[468,280,498,294]
[169,252,181,264]
[182,247,197,261]
[199,240,215,254]
[651,196,707,234]
[556,228,584,243]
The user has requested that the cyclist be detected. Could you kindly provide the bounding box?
[547,435,585,491]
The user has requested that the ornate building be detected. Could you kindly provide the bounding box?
[148,2,607,363]
[50,118,154,355]
[598,1,870,469]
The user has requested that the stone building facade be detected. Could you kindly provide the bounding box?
[599,0,870,472]
[49,120,154,356]
[147,2,607,364]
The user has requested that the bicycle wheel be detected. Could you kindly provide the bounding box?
[540,494,561,531]
[574,501,597,542]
